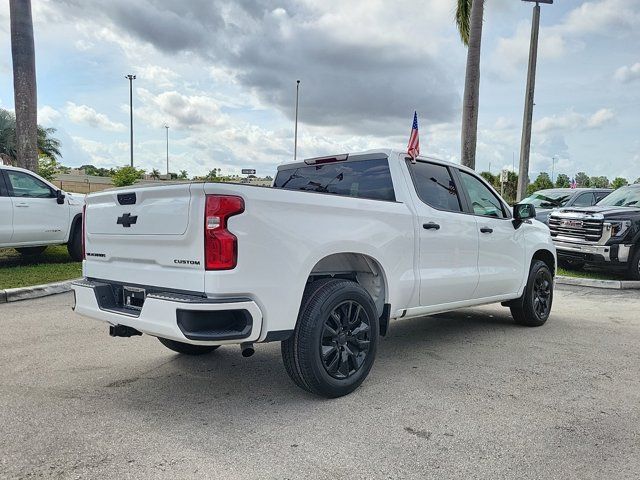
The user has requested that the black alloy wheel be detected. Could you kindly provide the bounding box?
[321,300,371,380]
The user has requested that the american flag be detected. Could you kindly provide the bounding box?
[407,111,420,162]
[570,178,577,189]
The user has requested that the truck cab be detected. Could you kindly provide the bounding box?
[0,164,84,260]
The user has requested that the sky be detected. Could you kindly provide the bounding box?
[0,0,639,180]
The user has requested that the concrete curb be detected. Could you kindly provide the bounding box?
[556,275,640,290]
[0,278,82,304]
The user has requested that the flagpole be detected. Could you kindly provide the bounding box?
[294,80,300,161]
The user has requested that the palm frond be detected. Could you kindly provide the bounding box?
[455,0,473,46]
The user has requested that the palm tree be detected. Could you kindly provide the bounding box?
[150,168,161,179]
[178,170,188,179]
[456,0,484,170]
[9,0,38,172]
[0,108,61,165]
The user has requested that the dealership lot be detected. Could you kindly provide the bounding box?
[1,286,639,479]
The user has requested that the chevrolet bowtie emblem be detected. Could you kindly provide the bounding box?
[117,213,138,228]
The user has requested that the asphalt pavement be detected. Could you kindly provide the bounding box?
[1,286,639,479]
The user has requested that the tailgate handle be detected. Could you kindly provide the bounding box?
[117,192,137,205]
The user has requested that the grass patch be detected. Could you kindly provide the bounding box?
[0,246,81,289]
[557,266,625,281]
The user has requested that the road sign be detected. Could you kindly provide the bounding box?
[241,169,256,175]
[500,169,509,183]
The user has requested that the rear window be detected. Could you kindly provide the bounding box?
[273,158,395,202]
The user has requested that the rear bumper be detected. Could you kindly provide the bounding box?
[72,279,263,346]
[554,240,631,265]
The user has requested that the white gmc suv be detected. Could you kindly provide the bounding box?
[72,150,556,398]
[0,164,84,260]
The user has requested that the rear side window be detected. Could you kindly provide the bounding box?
[406,161,462,212]
[573,192,595,206]
[273,158,395,202]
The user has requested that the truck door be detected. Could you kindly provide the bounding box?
[404,160,480,306]
[457,170,525,298]
[0,171,13,244]
[5,169,68,245]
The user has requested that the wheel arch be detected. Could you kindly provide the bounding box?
[531,248,556,276]
[306,252,389,318]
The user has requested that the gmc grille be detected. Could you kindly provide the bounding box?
[548,216,603,243]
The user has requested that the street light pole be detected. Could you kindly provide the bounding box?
[294,80,300,161]
[125,74,136,167]
[164,124,169,175]
[551,155,556,183]
[516,0,553,201]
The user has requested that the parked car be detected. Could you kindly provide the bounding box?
[0,164,84,260]
[72,149,556,398]
[549,183,640,279]
[520,188,612,225]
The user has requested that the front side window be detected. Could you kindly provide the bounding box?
[0,172,8,196]
[273,158,395,202]
[406,161,462,212]
[572,192,595,207]
[6,171,54,198]
[459,171,507,219]
[597,186,640,207]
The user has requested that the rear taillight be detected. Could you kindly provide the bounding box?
[204,195,244,270]
[82,204,86,260]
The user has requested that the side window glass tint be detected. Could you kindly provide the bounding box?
[573,193,595,206]
[6,171,53,198]
[406,161,462,212]
[460,171,506,219]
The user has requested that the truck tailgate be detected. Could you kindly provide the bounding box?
[83,183,206,293]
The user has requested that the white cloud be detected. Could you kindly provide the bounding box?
[38,105,61,126]
[134,64,180,89]
[614,62,640,83]
[534,108,615,134]
[65,102,126,132]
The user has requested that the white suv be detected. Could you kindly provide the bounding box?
[0,164,84,260]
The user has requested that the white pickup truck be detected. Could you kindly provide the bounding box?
[0,164,84,260]
[72,149,556,397]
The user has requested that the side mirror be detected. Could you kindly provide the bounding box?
[56,189,66,205]
[513,203,536,227]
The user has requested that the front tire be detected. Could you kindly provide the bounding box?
[627,248,640,281]
[67,221,83,262]
[157,337,220,355]
[15,246,47,256]
[510,260,554,327]
[281,278,379,398]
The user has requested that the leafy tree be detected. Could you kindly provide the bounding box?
[10,0,38,172]
[526,172,554,196]
[611,177,628,190]
[111,166,144,187]
[150,168,161,180]
[590,176,610,188]
[178,170,188,179]
[456,0,485,169]
[80,164,113,176]
[37,156,62,181]
[635,177,640,184]
[206,168,220,180]
[575,172,590,188]
[0,108,61,165]
[555,174,570,188]
[480,171,497,186]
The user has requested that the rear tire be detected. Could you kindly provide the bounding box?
[15,246,47,256]
[627,248,640,281]
[281,278,379,398]
[510,260,554,327]
[67,221,83,262]
[157,337,220,355]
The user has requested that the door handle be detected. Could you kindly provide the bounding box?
[423,222,440,230]
[15,203,29,208]
[480,227,493,234]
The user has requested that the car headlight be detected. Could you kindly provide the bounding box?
[605,220,632,238]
